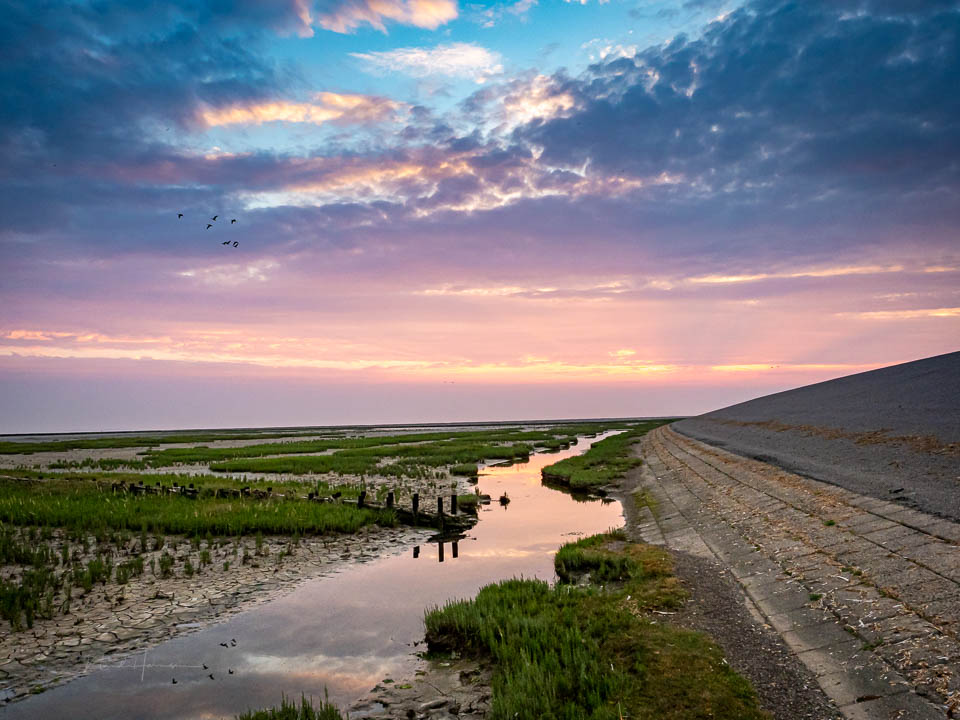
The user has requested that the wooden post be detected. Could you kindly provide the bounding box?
[452,540,459,559]
[437,496,444,516]
[413,545,420,559]
[438,542,444,563]
[386,491,394,509]
[450,493,458,514]
[357,490,366,509]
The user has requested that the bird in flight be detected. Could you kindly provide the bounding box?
[177,213,183,219]
[206,223,213,230]
[211,215,218,221]
[232,241,239,248]
[222,240,230,245]
[231,219,237,224]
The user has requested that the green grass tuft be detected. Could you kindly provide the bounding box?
[424,534,764,720]
[236,694,344,720]
[541,420,676,491]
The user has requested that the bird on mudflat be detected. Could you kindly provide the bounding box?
[231,639,237,646]
[206,224,213,230]
[499,492,510,506]
[208,673,215,680]
[220,642,228,648]
[228,668,234,674]
[172,678,177,684]
[202,663,208,670]
[211,215,218,221]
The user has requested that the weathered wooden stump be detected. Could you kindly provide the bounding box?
[386,491,394,509]
[357,490,367,509]
[450,493,458,514]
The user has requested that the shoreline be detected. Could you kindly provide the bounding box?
[0,524,431,706]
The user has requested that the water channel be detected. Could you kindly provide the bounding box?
[4,433,625,719]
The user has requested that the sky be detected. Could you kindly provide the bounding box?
[1,0,958,433]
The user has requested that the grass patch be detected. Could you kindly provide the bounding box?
[633,489,659,518]
[450,463,479,477]
[456,494,481,512]
[541,420,676,491]
[424,533,764,720]
[132,423,624,468]
[208,439,539,477]
[0,475,393,538]
[236,694,344,720]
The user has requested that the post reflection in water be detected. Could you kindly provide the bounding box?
[414,541,463,563]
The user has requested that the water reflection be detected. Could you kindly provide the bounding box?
[4,432,623,720]
[410,539,463,564]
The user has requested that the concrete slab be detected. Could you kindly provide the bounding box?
[782,621,857,653]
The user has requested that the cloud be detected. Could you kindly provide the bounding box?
[498,75,577,127]
[177,260,280,287]
[315,0,458,32]
[519,0,960,226]
[841,308,960,320]
[3,0,960,399]
[201,93,403,128]
[470,0,537,28]
[352,43,503,82]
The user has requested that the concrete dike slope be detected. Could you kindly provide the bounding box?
[673,351,960,522]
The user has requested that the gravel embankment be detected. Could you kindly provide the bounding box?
[674,351,960,522]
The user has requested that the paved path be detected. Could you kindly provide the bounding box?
[631,425,960,719]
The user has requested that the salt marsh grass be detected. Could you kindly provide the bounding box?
[144,425,613,468]
[236,694,344,720]
[541,420,675,491]
[424,533,763,720]
[0,476,391,537]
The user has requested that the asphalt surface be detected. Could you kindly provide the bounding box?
[674,351,960,522]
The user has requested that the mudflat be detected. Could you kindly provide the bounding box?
[674,351,960,521]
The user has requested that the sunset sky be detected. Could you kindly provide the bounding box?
[1,0,958,432]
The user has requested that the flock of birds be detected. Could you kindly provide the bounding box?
[170,637,238,684]
[178,212,240,247]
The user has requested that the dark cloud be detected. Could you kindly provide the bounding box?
[521,0,960,230]
[0,1,293,164]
